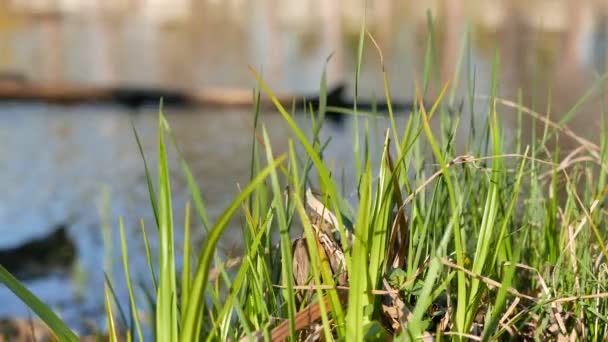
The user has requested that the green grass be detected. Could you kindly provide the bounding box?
[2,20,608,342]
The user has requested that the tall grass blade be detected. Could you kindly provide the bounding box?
[104,272,129,331]
[249,69,349,333]
[346,157,373,340]
[262,127,296,340]
[179,155,286,341]
[417,81,468,334]
[164,126,211,232]
[466,51,502,330]
[140,219,158,290]
[104,284,119,342]
[0,266,79,342]
[119,217,144,342]
[156,110,178,342]
[352,1,366,180]
[132,122,159,228]
[181,201,192,311]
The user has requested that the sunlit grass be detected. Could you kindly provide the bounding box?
[1,17,608,342]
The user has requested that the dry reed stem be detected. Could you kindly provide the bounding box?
[442,331,483,341]
[498,297,520,336]
[440,258,537,301]
[479,95,601,159]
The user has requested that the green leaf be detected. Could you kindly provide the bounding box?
[179,155,286,341]
[156,109,179,342]
[0,265,79,342]
[119,217,144,342]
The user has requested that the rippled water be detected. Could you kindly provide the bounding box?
[0,0,607,331]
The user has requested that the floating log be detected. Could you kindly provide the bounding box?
[0,80,344,109]
[0,80,427,115]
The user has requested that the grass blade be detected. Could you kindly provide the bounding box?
[262,126,296,340]
[181,201,192,311]
[156,110,178,342]
[140,219,158,291]
[0,266,79,342]
[346,156,373,340]
[119,217,144,342]
[180,155,286,341]
[104,284,119,342]
[132,122,159,229]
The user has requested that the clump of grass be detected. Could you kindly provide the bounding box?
[2,17,608,342]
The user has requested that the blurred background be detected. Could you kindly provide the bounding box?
[0,0,607,333]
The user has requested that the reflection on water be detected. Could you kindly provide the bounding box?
[0,0,607,331]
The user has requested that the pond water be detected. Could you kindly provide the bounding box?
[0,0,607,333]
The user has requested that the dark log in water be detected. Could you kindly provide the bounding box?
[0,80,423,116]
[0,225,76,280]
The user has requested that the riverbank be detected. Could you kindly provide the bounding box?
[2,25,608,342]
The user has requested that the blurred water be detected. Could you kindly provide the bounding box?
[0,0,607,332]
